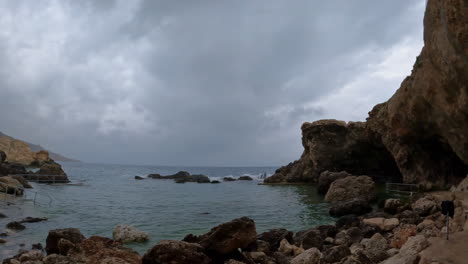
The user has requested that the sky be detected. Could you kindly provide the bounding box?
[0,0,426,166]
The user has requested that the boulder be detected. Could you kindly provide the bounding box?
[238,176,253,181]
[211,180,220,184]
[223,177,236,182]
[290,248,322,264]
[389,224,417,248]
[336,215,361,230]
[278,239,304,257]
[317,171,352,194]
[142,240,211,264]
[322,245,350,263]
[329,198,373,217]
[112,224,149,243]
[451,175,468,192]
[134,176,145,180]
[257,228,293,251]
[334,227,362,246]
[195,217,257,254]
[0,176,24,195]
[293,229,322,250]
[384,198,403,214]
[412,196,438,216]
[360,233,389,263]
[45,228,85,255]
[362,218,399,232]
[20,217,48,223]
[381,235,429,264]
[35,162,69,183]
[10,175,32,188]
[325,176,376,202]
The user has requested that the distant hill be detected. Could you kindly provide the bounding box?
[0,131,79,162]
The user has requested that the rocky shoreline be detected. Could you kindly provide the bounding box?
[2,184,467,264]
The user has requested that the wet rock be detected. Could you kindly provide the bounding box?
[196,217,257,254]
[257,228,293,251]
[318,171,352,194]
[142,240,211,264]
[20,217,48,223]
[329,198,373,217]
[112,224,149,243]
[290,248,322,264]
[211,180,221,184]
[6,221,25,230]
[389,224,416,249]
[223,177,236,182]
[45,228,85,255]
[384,199,403,214]
[322,245,350,263]
[134,176,145,180]
[325,175,376,202]
[238,176,253,181]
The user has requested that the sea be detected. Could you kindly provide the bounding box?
[0,162,334,259]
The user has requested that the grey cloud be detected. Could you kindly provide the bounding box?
[0,0,425,166]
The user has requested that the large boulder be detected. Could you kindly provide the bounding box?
[381,235,429,264]
[142,240,211,264]
[322,245,350,263]
[188,217,257,254]
[45,228,86,255]
[360,233,389,263]
[257,228,293,251]
[325,175,376,202]
[0,176,24,195]
[290,248,322,264]
[264,120,401,184]
[112,224,149,243]
[317,171,352,194]
[329,198,373,217]
[411,195,439,216]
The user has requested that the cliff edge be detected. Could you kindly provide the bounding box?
[265,0,468,190]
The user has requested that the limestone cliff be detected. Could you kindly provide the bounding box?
[265,0,468,189]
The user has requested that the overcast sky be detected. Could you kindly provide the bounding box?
[0,0,425,166]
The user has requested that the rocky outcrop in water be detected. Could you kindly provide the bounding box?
[148,171,211,183]
[265,0,468,190]
[112,224,149,243]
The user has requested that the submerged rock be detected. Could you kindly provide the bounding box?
[134,176,145,180]
[223,177,236,182]
[112,224,149,243]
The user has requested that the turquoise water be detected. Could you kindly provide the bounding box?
[0,162,333,258]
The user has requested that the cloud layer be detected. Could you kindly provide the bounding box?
[0,0,425,166]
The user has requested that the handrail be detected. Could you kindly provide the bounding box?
[385,182,419,197]
[13,174,69,184]
[0,182,53,207]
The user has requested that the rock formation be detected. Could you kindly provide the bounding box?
[265,0,468,190]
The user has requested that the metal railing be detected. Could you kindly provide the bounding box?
[0,182,53,207]
[385,182,419,197]
[13,174,69,184]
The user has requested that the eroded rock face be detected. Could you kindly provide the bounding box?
[265,0,468,189]
[0,134,51,166]
[264,120,401,184]
[366,0,468,189]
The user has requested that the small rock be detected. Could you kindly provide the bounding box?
[238,176,253,181]
[112,224,149,243]
[329,198,372,217]
[360,233,389,263]
[389,224,416,248]
[6,222,25,230]
[142,240,211,264]
[210,180,221,184]
[0,238,6,243]
[363,217,399,232]
[134,176,145,180]
[20,217,48,223]
[257,228,293,251]
[384,199,403,214]
[322,245,350,263]
[223,177,236,182]
[279,239,304,257]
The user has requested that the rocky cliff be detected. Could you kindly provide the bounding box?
[0,131,77,165]
[265,0,468,190]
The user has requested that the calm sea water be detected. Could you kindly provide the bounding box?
[0,162,333,258]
